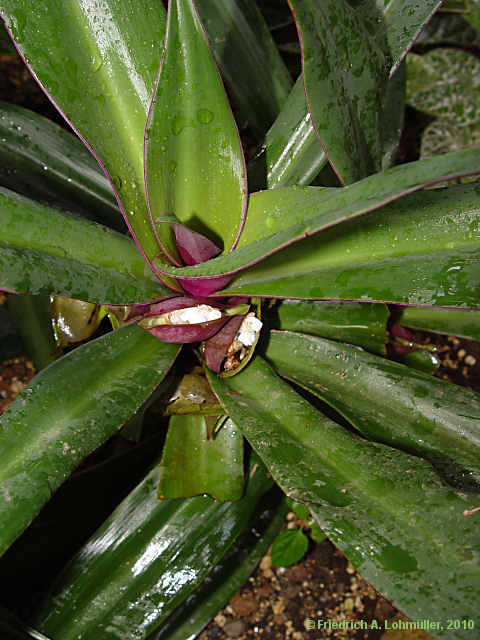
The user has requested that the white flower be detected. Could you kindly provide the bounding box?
[168,304,222,325]
[236,314,263,346]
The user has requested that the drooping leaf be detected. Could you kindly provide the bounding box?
[0,187,170,303]
[158,415,244,501]
[145,0,247,264]
[0,325,180,558]
[0,101,123,231]
[0,0,167,264]
[273,300,388,355]
[151,490,287,640]
[207,356,480,637]
[195,0,292,139]
[399,306,480,342]
[270,528,308,568]
[265,330,480,485]
[289,0,386,184]
[35,454,273,640]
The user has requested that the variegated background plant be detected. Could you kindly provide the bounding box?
[0,1,479,639]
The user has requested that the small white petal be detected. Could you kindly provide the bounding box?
[243,316,263,332]
[237,314,262,346]
[168,304,222,325]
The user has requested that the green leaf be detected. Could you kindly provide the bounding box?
[271,528,308,568]
[157,148,480,284]
[265,330,480,484]
[273,300,388,355]
[195,0,292,139]
[35,455,273,640]
[461,0,480,28]
[399,306,480,342]
[289,0,386,184]
[407,48,480,120]
[407,49,480,157]
[248,76,328,190]
[158,415,244,501]
[207,356,480,636]
[0,187,170,303]
[152,491,287,640]
[220,181,480,307]
[145,0,247,262]
[50,297,105,348]
[0,0,167,264]
[0,101,122,232]
[380,62,406,169]
[377,0,443,73]
[291,502,309,521]
[7,294,58,370]
[309,523,325,543]
[0,324,180,558]
[395,349,440,375]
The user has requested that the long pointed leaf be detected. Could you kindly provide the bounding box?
[151,490,287,640]
[145,0,247,263]
[249,0,428,189]
[273,300,388,355]
[221,181,480,307]
[207,357,480,637]
[380,0,444,74]
[0,188,170,303]
[0,0,166,265]
[0,101,122,231]
[266,330,480,484]
[289,0,386,184]
[0,325,180,558]
[36,454,272,640]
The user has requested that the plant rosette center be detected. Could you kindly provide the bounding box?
[109,224,262,375]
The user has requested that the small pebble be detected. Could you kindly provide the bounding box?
[223,620,245,638]
[214,613,226,627]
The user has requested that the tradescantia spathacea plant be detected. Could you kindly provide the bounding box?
[0,0,479,638]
